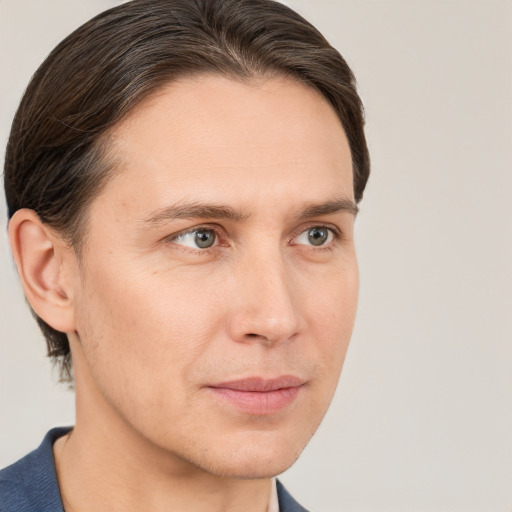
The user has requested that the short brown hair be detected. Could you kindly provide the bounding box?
[4,0,370,381]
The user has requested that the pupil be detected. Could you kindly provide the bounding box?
[308,228,327,246]
[195,230,215,248]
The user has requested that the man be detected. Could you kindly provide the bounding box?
[0,0,369,510]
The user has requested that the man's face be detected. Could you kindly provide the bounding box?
[69,75,358,478]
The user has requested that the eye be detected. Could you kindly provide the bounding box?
[172,228,218,249]
[293,226,334,247]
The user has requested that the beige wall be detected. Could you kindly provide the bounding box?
[1,1,511,510]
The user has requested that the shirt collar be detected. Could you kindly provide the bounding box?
[268,477,280,512]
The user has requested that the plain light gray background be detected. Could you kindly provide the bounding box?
[1,1,511,511]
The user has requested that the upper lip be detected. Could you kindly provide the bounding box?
[209,376,305,392]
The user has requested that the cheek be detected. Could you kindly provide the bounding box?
[73,259,225,407]
[305,254,358,319]
[303,260,359,383]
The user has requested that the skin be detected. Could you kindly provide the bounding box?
[10,75,359,511]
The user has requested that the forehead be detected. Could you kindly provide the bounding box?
[91,75,353,223]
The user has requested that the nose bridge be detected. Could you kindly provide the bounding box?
[229,243,300,345]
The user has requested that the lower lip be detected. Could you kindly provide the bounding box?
[208,386,302,415]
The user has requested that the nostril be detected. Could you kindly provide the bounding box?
[246,333,269,341]
[245,333,272,344]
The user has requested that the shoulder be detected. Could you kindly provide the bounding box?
[0,427,70,512]
[276,479,310,512]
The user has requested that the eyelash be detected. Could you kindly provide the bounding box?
[165,224,342,254]
[290,225,342,251]
[166,225,224,253]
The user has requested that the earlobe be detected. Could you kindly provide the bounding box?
[8,209,77,333]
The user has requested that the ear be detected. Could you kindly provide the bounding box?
[8,209,77,333]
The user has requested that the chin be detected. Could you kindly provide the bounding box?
[180,429,312,479]
[201,449,302,480]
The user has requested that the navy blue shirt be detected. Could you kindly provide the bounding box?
[0,428,308,512]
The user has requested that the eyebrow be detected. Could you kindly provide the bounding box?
[298,198,359,219]
[140,202,250,226]
[139,197,358,227]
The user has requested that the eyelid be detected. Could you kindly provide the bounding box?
[162,222,342,251]
[289,223,342,246]
[164,224,225,250]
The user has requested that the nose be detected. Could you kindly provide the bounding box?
[227,249,302,347]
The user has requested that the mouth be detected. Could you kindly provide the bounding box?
[207,376,305,415]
